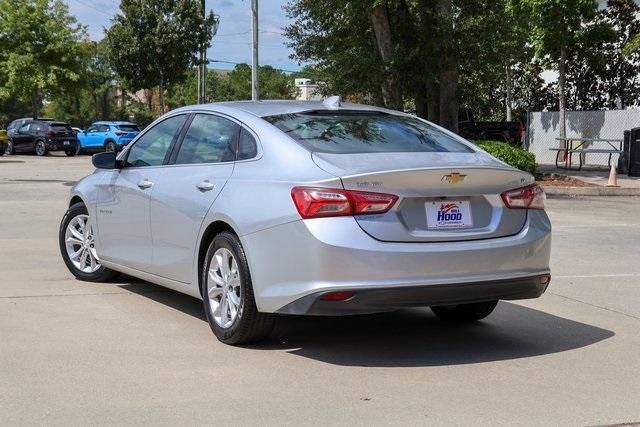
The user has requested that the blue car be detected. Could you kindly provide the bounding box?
[76,121,141,154]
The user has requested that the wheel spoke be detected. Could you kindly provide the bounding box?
[208,269,224,286]
[68,226,84,241]
[228,289,240,307]
[208,286,223,298]
[89,252,97,271]
[69,248,83,261]
[220,251,231,280]
[79,249,88,268]
[66,236,83,246]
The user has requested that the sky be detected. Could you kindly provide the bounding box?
[66,0,302,73]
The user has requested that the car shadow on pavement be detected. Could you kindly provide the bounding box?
[119,281,614,367]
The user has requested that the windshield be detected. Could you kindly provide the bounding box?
[265,111,474,154]
[117,124,140,132]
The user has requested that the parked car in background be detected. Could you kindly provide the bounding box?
[76,121,140,154]
[0,129,8,156]
[458,108,524,145]
[72,127,83,135]
[6,119,78,156]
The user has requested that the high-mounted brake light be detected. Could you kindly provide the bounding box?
[291,187,398,219]
[501,184,545,210]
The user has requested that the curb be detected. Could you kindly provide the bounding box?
[542,186,640,197]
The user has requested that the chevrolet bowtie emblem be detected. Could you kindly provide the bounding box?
[442,172,467,184]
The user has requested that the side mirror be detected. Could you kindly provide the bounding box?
[92,152,119,169]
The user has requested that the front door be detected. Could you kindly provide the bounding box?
[148,113,239,283]
[95,114,188,271]
[12,122,35,152]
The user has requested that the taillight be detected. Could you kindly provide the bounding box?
[291,187,398,219]
[47,130,55,137]
[115,131,127,136]
[501,184,545,210]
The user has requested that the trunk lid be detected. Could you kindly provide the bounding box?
[312,151,533,242]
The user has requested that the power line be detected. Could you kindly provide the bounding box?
[69,0,116,19]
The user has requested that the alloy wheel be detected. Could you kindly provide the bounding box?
[64,214,100,273]
[35,141,46,156]
[207,248,242,329]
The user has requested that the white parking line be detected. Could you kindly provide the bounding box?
[554,224,640,229]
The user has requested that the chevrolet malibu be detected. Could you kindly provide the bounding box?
[58,99,551,345]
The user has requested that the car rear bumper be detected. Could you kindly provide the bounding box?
[242,210,552,314]
[277,274,550,315]
[47,139,77,151]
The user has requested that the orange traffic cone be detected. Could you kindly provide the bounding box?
[607,164,620,187]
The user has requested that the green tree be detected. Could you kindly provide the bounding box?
[216,64,294,101]
[511,0,600,142]
[105,0,216,113]
[0,0,88,117]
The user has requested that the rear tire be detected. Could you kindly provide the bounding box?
[59,202,118,282]
[35,140,47,156]
[202,231,275,345]
[65,149,76,157]
[104,141,117,153]
[0,145,5,156]
[431,300,498,323]
[74,143,82,155]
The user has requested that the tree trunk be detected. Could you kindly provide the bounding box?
[427,81,440,123]
[370,3,402,110]
[558,43,567,151]
[505,65,513,121]
[437,0,458,133]
[158,73,165,114]
[145,89,153,111]
[415,83,428,119]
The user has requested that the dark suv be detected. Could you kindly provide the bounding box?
[6,118,78,156]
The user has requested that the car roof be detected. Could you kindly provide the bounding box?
[173,100,395,118]
[12,117,56,122]
[92,121,137,125]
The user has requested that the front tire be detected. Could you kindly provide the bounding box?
[35,140,47,156]
[431,300,498,323]
[59,202,118,282]
[6,140,14,155]
[202,232,275,345]
[65,149,76,157]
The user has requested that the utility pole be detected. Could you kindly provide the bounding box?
[251,0,259,101]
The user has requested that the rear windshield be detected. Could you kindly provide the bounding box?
[117,124,140,132]
[49,123,71,130]
[264,111,474,154]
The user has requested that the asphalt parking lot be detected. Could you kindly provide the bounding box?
[1,154,639,426]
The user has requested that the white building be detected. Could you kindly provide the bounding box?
[294,78,322,101]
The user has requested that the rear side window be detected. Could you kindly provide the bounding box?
[117,124,140,132]
[265,111,474,154]
[97,125,110,132]
[126,115,186,167]
[238,128,257,160]
[174,114,239,165]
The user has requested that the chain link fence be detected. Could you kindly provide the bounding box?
[526,110,640,168]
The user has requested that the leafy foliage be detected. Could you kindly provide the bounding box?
[0,0,88,116]
[105,0,216,112]
[476,140,537,174]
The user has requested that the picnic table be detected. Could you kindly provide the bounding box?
[549,137,623,171]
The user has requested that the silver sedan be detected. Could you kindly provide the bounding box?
[58,99,551,344]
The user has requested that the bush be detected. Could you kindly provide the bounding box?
[475,140,537,175]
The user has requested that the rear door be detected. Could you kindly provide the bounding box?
[96,114,188,270]
[148,113,240,283]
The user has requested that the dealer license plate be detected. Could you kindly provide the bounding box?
[63,141,70,145]
[426,200,473,230]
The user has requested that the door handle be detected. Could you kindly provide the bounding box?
[196,180,215,192]
[137,179,153,189]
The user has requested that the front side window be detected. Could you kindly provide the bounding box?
[174,114,239,165]
[265,111,474,154]
[18,123,31,133]
[86,126,98,133]
[126,115,186,167]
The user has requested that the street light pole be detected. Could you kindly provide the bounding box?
[251,0,259,101]
[197,2,219,104]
